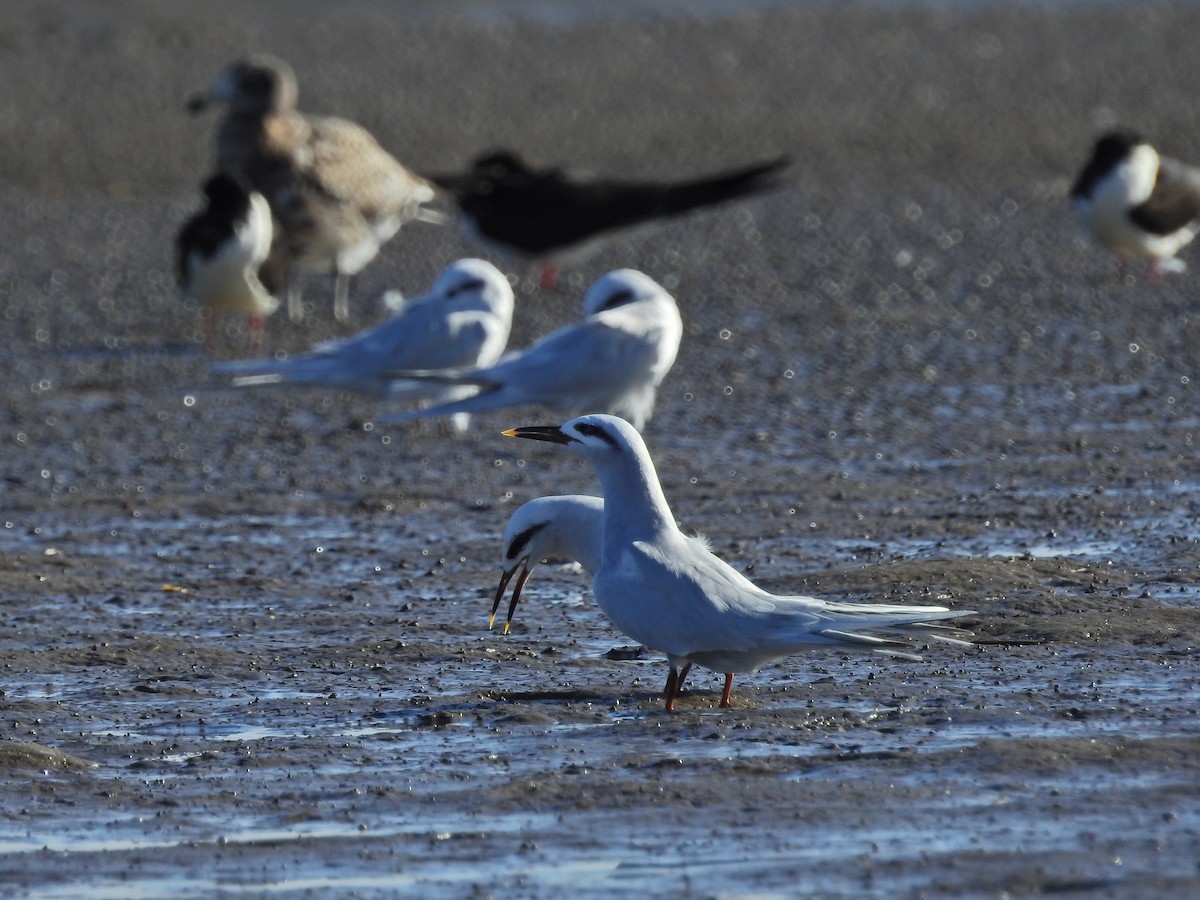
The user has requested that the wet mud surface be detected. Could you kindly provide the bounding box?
[2,1,1200,896]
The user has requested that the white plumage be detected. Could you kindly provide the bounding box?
[176,173,279,350]
[504,415,972,711]
[381,269,682,430]
[211,259,513,430]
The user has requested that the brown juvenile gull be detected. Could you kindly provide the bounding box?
[176,172,279,351]
[188,55,439,321]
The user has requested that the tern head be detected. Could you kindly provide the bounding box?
[581,269,669,316]
[490,495,604,633]
[1072,129,1148,200]
[188,56,297,116]
[502,413,641,455]
[430,258,513,311]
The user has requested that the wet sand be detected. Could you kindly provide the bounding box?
[2,1,1200,896]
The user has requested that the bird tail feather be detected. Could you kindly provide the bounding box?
[657,156,790,215]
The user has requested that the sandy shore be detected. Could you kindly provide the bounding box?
[1,1,1199,896]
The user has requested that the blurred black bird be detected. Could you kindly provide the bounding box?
[429,150,789,287]
[176,173,280,351]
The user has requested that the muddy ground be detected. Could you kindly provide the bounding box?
[1,1,1199,896]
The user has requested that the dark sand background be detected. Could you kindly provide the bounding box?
[1,0,1199,896]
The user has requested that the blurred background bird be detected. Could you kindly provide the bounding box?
[211,258,514,431]
[188,55,441,321]
[430,149,789,288]
[1071,129,1200,279]
[380,268,682,430]
[175,172,280,352]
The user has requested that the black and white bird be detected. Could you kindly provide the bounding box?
[381,269,682,430]
[492,495,604,633]
[504,414,973,711]
[490,493,730,641]
[211,259,513,431]
[430,150,789,287]
[188,55,440,321]
[176,172,279,351]
[1071,129,1200,278]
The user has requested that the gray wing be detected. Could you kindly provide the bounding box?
[482,319,663,408]
[383,319,663,422]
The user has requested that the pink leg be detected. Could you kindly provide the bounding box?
[247,313,264,351]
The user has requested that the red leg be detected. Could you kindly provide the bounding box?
[663,662,693,712]
[539,262,559,290]
[663,666,680,713]
[719,673,734,708]
[247,313,264,351]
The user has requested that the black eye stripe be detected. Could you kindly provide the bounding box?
[506,522,548,561]
[447,277,485,298]
[576,422,621,449]
[593,288,636,312]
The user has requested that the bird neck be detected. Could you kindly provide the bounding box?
[595,448,677,546]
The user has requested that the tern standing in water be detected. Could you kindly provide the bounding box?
[504,414,972,711]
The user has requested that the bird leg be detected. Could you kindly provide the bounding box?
[334,272,351,321]
[538,262,559,290]
[719,673,734,708]
[287,276,304,322]
[662,662,692,712]
[1115,251,1132,285]
[247,313,264,351]
[663,666,680,712]
[675,662,692,694]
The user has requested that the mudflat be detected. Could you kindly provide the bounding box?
[1,1,1198,896]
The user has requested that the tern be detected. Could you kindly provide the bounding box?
[1071,129,1200,278]
[430,149,788,287]
[492,495,604,633]
[381,269,682,430]
[176,173,280,351]
[211,259,513,430]
[492,494,724,637]
[504,414,972,712]
[188,55,440,320]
